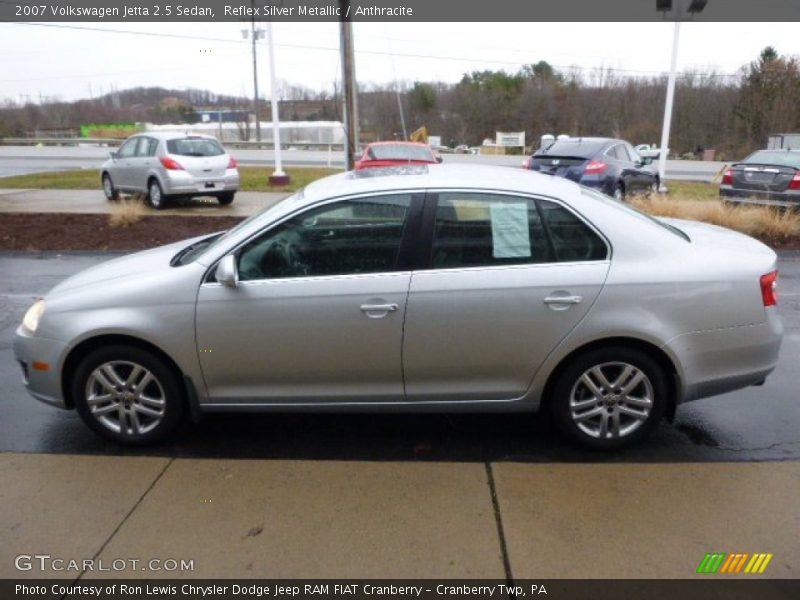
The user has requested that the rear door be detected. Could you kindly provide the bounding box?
[402,191,610,402]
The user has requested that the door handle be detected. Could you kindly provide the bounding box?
[544,295,583,305]
[360,303,399,313]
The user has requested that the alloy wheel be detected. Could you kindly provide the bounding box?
[569,361,653,440]
[84,361,166,436]
[149,182,162,208]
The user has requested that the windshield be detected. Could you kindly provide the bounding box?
[536,140,606,158]
[190,190,305,263]
[580,188,690,242]
[167,137,224,157]
[367,144,434,162]
[742,150,800,168]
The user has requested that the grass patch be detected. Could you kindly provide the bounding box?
[0,166,341,193]
[631,195,800,244]
[663,181,719,201]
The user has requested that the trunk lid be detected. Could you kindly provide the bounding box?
[531,155,588,182]
[730,164,797,193]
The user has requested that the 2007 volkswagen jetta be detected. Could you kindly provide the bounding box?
[13,165,783,448]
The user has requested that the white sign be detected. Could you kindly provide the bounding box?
[428,135,442,147]
[490,203,531,259]
[496,131,526,147]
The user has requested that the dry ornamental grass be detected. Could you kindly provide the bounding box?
[630,196,800,244]
[108,198,145,228]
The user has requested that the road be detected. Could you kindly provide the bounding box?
[0,145,725,181]
[1,251,798,462]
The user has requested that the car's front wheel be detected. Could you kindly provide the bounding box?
[102,173,119,201]
[72,345,185,445]
[550,346,667,449]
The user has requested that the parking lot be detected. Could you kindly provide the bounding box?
[1,250,799,579]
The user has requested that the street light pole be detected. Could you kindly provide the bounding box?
[250,1,261,143]
[657,19,680,193]
[266,20,289,186]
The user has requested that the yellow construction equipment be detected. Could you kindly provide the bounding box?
[409,126,428,144]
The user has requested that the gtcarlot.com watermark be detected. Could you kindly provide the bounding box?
[14,553,194,573]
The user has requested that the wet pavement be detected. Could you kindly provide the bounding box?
[1,251,798,463]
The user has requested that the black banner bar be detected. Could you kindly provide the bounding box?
[3,579,800,600]
[3,0,800,22]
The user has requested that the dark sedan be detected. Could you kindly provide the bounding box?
[525,137,659,201]
[720,149,800,207]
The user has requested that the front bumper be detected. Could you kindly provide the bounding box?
[12,327,70,409]
[161,169,240,196]
[665,311,783,404]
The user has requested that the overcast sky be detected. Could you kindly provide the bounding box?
[1,22,798,103]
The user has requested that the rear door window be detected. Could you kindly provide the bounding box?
[136,137,158,157]
[538,200,608,261]
[430,193,551,268]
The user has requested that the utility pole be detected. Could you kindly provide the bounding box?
[339,0,359,170]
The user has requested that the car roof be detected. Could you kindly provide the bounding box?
[365,141,431,148]
[301,164,580,206]
[131,131,221,142]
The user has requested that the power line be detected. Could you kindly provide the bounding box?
[5,22,742,80]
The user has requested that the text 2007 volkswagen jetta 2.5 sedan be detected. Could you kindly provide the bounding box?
[14,165,782,448]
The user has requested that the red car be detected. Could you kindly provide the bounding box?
[355,141,441,170]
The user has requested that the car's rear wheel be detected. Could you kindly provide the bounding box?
[217,192,235,206]
[72,345,185,445]
[613,183,625,202]
[102,173,119,201]
[550,346,667,449]
[147,179,166,210]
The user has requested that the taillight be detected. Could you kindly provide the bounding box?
[584,160,608,174]
[721,168,733,185]
[789,172,800,190]
[760,270,778,306]
[227,156,238,169]
[159,157,184,170]
[521,157,531,169]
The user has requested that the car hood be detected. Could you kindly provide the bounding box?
[47,236,206,297]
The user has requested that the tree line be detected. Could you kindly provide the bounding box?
[1,47,798,160]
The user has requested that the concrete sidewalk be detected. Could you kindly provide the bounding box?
[1,452,797,580]
[0,188,289,217]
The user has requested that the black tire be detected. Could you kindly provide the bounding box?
[72,345,185,445]
[147,178,167,210]
[217,192,235,206]
[102,173,119,201]
[550,346,667,450]
[613,183,626,202]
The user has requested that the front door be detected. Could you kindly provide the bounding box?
[403,192,610,401]
[195,193,419,405]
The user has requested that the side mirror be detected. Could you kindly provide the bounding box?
[215,255,238,287]
[109,151,119,160]
[641,157,653,165]
[435,155,443,163]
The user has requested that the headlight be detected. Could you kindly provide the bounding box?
[22,299,45,334]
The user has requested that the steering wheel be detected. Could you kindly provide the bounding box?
[259,239,308,277]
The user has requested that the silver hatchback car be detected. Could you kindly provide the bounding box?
[14,165,782,448]
[101,132,240,209]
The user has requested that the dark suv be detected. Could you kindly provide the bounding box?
[525,137,659,201]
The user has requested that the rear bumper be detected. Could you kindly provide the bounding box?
[665,311,783,404]
[720,186,800,207]
[161,169,240,196]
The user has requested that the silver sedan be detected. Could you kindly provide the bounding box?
[14,165,782,448]
[101,132,240,209]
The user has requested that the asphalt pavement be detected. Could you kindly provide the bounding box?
[0,145,725,181]
[1,251,798,463]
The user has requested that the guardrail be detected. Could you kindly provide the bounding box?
[0,137,346,150]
